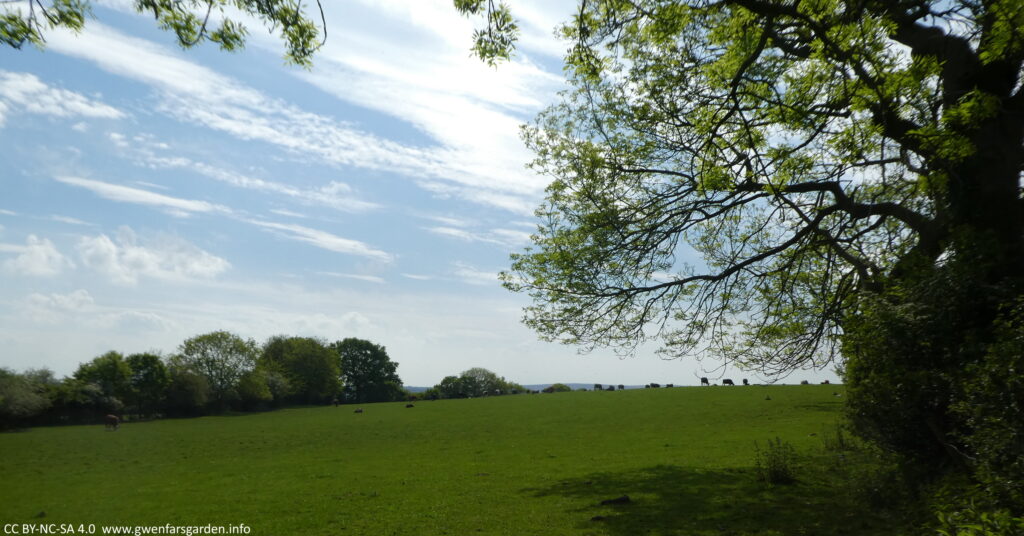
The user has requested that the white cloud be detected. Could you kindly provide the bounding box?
[76,226,231,285]
[0,209,18,216]
[401,273,434,281]
[55,175,231,217]
[453,262,501,286]
[1,235,73,276]
[247,219,393,262]
[0,70,125,127]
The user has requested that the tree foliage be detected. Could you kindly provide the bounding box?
[1,0,325,66]
[125,352,169,417]
[0,368,51,428]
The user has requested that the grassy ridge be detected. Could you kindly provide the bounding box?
[0,385,898,535]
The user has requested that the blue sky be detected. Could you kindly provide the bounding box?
[0,0,838,386]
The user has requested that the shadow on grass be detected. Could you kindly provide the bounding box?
[524,464,902,536]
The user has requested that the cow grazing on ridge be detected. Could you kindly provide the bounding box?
[742,379,750,386]
[722,379,735,386]
[700,377,710,386]
[104,414,119,431]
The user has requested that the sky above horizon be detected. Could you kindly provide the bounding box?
[0,0,840,386]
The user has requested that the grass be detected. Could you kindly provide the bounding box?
[0,385,912,535]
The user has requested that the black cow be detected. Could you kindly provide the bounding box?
[700,377,710,386]
[354,408,364,413]
[722,379,735,386]
[742,379,750,386]
[405,403,415,408]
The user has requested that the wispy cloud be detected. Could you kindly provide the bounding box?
[318,271,385,284]
[453,261,501,286]
[426,226,532,247]
[55,175,231,217]
[143,154,380,213]
[44,19,555,214]
[76,226,231,285]
[0,209,17,216]
[0,70,125,127]
[49,215,94,226]
[246,219,392,262]
[23,289,95,323]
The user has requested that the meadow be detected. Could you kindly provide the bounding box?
[0,385,909,535]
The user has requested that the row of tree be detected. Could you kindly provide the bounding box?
[0,331,404,428]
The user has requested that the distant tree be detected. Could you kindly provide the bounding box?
[0,368,51,428]
[1,0,326,66]
[594,383,602,391]
[617,384,624,391]
[175,331,258,409]
[125,353,169,417]
[261,336,339,404]
[73,351,132,407]
[332,338,403,404]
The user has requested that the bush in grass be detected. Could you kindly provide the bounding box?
[754,437,797,486]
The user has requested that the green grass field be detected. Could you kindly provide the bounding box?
[0,385,905,535]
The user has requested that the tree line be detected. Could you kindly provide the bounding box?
[0,331,406,428]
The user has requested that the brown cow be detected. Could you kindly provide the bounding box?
[104,414,119,431]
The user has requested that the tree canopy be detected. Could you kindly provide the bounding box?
[1,0,325,65]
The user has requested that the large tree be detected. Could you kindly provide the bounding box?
[1,0,325,65]
[462,0,1024,499]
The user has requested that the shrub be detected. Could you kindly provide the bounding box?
[934,502,1024,536]
[754,437,797,486]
